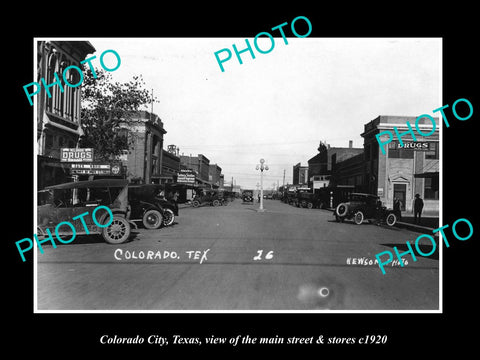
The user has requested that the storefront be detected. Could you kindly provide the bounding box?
[361,115,439,216]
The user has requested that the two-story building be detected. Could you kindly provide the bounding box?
[361,115,439,215]
[121,111,166,184]
[307,140,363,191]
[37,40,96,189]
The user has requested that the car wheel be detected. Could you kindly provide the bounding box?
[336,203,348,217]
[192,200,200,207]
[386,213,397,227]
[142,209,163,229]
[354,211,364,225]
[307,202,313,209]
[102,216,131,244]
[162,208,175,226]
[212,199,220,206]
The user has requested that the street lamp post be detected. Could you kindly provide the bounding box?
[256,158,269,212]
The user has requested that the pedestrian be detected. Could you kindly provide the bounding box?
[393,197,402,221]
[258,193,261,203]
[413,194,424,224]
[172,190,179,215]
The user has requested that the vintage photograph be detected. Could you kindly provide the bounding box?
[33,37,441,311]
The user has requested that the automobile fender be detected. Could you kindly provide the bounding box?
[96,209,127,226]
[156,201,175,213]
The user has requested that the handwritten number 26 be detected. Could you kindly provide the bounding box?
[253,250,274,261]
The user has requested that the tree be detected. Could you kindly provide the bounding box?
[79,68,157,161]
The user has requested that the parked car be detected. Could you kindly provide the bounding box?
[37,179,132,244]
[295,186,355,210]
[295,190,314,208]
[128,184,178,227]
[192,189,223,207]
[333,193,397,226]
[242,190,254,203]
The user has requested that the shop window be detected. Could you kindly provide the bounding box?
[424,176,439,200]
[425,142,439,159]
[388,142,414,159]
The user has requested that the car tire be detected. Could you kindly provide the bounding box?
[336,203,348,217]
[192,200,200,207]
[162,208,175,227]
[102,216,131,244]
[307,202,313,209]
[386,213,397,227]
[354,211,364,225]
[142,209,163,229]
[212,199,220,206]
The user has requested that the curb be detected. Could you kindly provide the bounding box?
[395,221,438,237]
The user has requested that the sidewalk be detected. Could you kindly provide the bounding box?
[395,215,439,235]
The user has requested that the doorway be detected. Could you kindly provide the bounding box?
[393,183,406,211]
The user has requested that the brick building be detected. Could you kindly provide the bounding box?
[209,164,223,187]
[330,152,366,191]
[292,163,308,186]
[307,140,363,190]
[180,154,211,184]
[121,111,166,184]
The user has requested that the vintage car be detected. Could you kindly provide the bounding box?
[192,189,223,207]
[128,184,178,227]
[334,193,397,226]
[37,179,132,244]
[241,190,254,203]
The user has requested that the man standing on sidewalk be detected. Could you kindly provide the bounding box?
[413,194,424,224]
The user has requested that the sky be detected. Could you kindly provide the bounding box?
[86,37,441,189]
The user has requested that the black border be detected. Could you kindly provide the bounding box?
[7,5,479,356]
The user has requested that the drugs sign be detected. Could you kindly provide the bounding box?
[61,148,94,162]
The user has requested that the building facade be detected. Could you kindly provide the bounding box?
[180,154,212,185]
[361,115,439,214]
[209,164,223,187]
[292,163,308,185]
[37,41,96,189]
[307,140,363,190]
[330,152,366,191]
[160,149,180,184]
[122,111,166,184]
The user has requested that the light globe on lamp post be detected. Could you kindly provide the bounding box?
[256,158,269,212]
